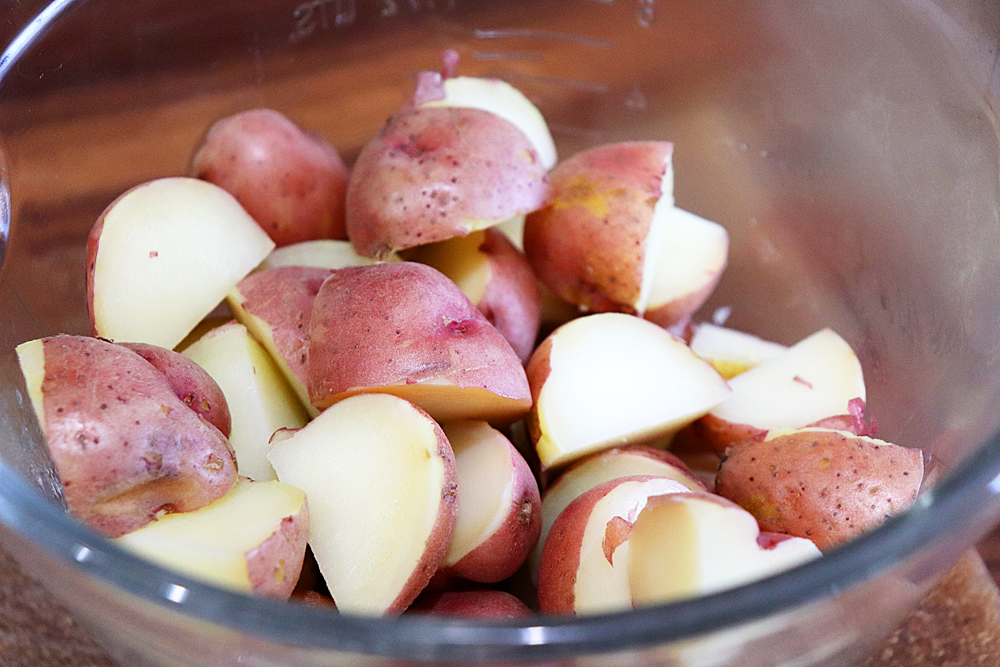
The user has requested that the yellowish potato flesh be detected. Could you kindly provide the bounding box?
[628,494,820,605]
[327,384,531,425]
[182,322,309,481]
[709,328,865,430]
[441,421,513,567]
[412,231,491,305]
[689,323,788,379]
[259,240,384,271]
[90,177,275,349]
[114,478,307,595]
[532,313,730,469]
[267,393,456,615]
[14,339,46,437]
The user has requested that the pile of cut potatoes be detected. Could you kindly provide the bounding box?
[16,51,924,618]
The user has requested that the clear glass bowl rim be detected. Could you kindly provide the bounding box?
[3,0,1000,661]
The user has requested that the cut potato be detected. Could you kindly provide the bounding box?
[227,266,335,418]
[715,428,923,550]
[87,177,275,349]
[643,208,729,330]
[259,239,390,271]
[527,313,731,470]
[536,475,692,614]
[696,328,866,455]
[688,323,788,379]
[417,73,557,170]
[267,393,458,615]
[439,420,541,583]
[115,477,309,598]
[523,142,674,317]
[182,321,309,481]
[16,335,237,537]
[412,228,541,363]
[307,262,531,423]
[346,106,551,259]
[530,445,705,581]
[628,492,820,605]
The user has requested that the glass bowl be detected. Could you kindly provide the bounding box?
[2,0,1000,665]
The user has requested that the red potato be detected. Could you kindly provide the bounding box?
[530,445,706,581]
[259,239,392,271]
[412,228,542,363]
[346,106,551,259]
[627,492,820,606]
[227,266,336,418]
[536,475,693,615]
[119,342,232,438]
[438,420,541,583]
[688,322,788,379]
[526,312,731,471]
[307,262,532,424]
[715,428,924,550]
[181,321,309,482]
[268,393,458,616]
[87,177,275,350]
[16,335,237,537]
[191,109,349,247]
[408,589,532,619]
[114,477,309,599]
[693,328,868,456]
[523,142,674,316]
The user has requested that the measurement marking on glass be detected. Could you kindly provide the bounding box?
[473,51,544,62]
[290,0,357,41]
[501,71,608,94]
[474,29,611,49]
[637,0,655,27]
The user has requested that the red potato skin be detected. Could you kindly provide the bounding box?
[408,589,532,619]
[524,335,554,457]
[690,413,767,457]
[476,228,542,364]
[447,440,542,583]
[346,107,551,259]
[39,335,237,537]
[230,266,335,390]
[119,342,232,438]
[307,262,530,415]
[715,429,924,551]
[523,142,673,314]
[191,109,348,247]
[246,501,310,599]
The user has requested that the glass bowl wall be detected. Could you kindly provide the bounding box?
[2,0,1000,665]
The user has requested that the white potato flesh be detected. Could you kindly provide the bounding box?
[182,322,308,481]
[709,328,865,430]
[535,313,731,469]
[267,393,453,615]
[569,477,691,614]
[420,76,557,170]
[440,421,513,567]
[628,494,820,605]
[259,240,387,271]
[646,207,728,310]
[689,323,788,379]
[91,177,275,349]
[114,478,306,593]
[531,448,704,581]
[635,158,676,315]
